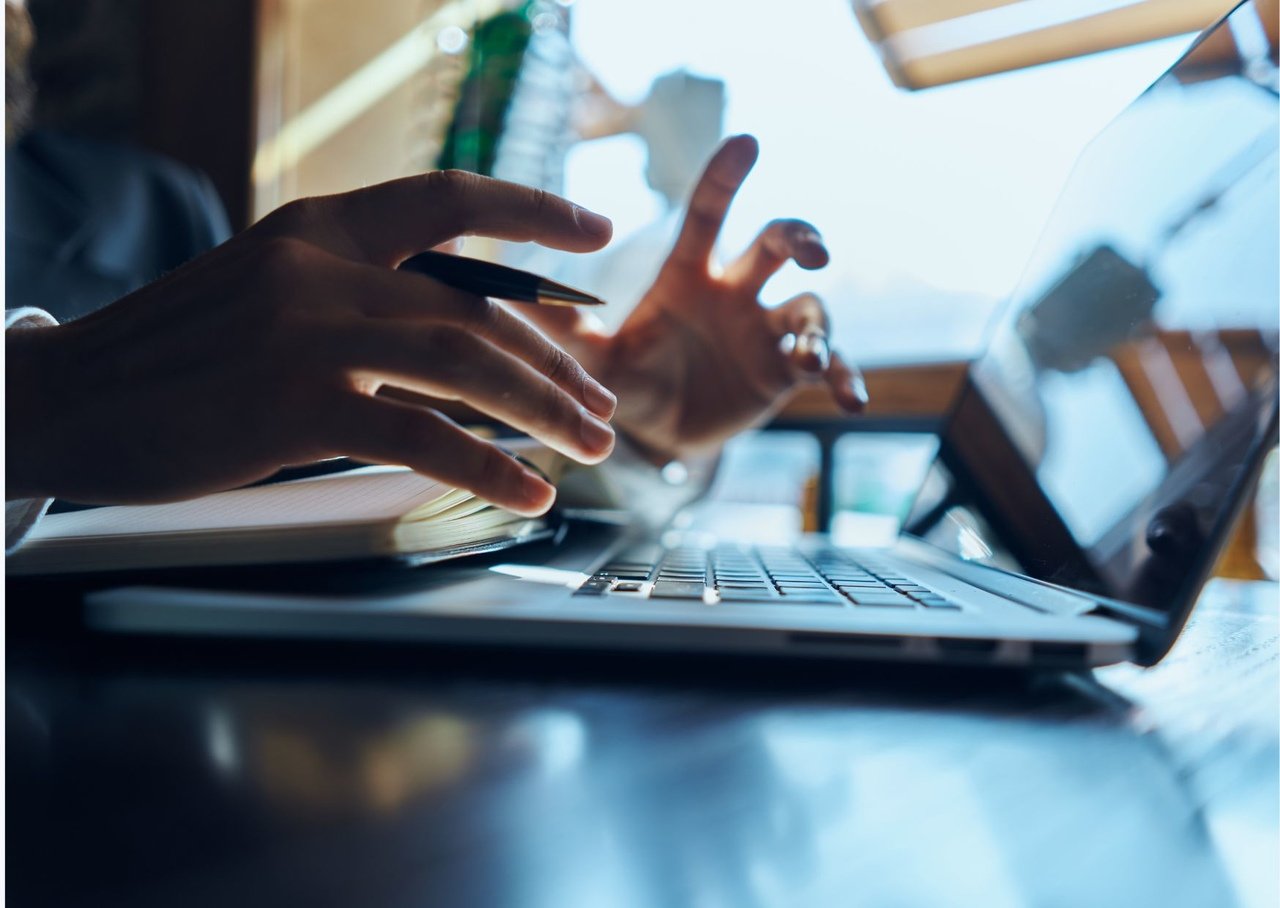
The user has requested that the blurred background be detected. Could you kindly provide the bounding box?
[16,0,1273,561]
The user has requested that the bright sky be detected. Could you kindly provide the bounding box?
[563,0,1194,350]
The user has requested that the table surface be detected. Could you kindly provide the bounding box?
[6,578,1277,908]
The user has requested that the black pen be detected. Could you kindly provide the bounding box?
[398,250,606,307]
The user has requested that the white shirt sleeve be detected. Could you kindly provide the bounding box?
[6,307,58,553]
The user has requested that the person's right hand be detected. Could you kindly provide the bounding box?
[6,171,617,516]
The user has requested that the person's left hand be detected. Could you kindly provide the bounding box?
[520,134,866,464]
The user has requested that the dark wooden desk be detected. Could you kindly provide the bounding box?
[7,580,1277,908]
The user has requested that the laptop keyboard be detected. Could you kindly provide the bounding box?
[575,544,963,611]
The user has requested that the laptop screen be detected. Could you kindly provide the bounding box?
[904,1,1279,620]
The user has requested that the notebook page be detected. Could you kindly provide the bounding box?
[27,468,457,540]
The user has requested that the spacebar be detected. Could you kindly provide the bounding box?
[649,582,708,600]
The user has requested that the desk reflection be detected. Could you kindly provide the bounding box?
[10,596,1268,908]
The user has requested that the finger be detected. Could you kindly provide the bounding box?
[768,293,831,374]
[723,219,829,295]
[506,302,609,348]
[323,393,557,516]
[661,134,759,273]
[826,350,869,414]
[311,170,614,265]
[767,294,866,410]
[340,321,616,465]
[351,265,616,418]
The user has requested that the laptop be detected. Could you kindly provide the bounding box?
[86,2,1279,670]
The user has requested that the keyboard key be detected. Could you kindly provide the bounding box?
[777,594,844,605]
[650,581,708,600]
[847,596,914,608]
[595,570,647,582]
[920,600,962,610]
[613,549,662,566]
[574,580,611,596]
[846,590,911,602]
[718,590,782,603]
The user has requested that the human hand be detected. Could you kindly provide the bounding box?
[517,135,866,463]
[6,171,618,516]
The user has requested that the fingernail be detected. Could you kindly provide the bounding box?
[794,229,829,269]
[580,412,616,456]
[849,366,869,406]
[778,333,798,356]
[573,205,613,238]
[583,380,617,418]
[520,470,556,513]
